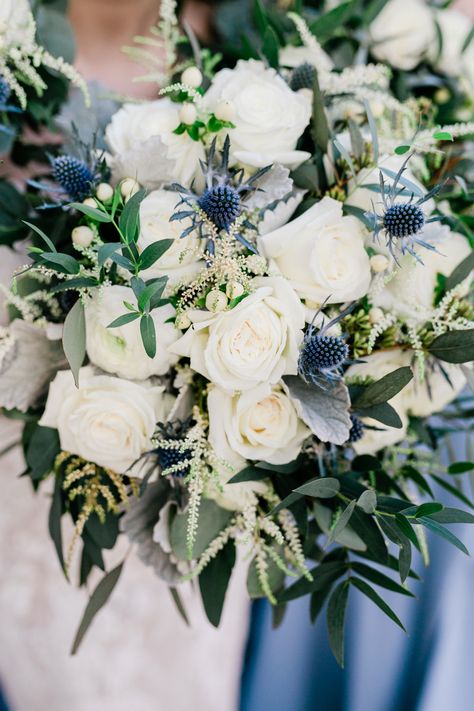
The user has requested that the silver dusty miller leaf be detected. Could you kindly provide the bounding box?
[0,320,66,412]
[121,480,182,585]
[245,163,293,210]
[284,375,352,445]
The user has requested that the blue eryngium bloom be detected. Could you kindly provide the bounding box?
[290,62,316,91]
[170,135,271,253]
[51,155,95,202]
[0,76,11,106]
[365,154,442,263]
[298,301,354,388]
[349,414,364,443]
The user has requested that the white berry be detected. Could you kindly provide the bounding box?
[82,197,97,208]
[370,254,389,273]
[120,178,140,201]
[179,103,197,125]
[181,66,202,88]
[206,289,228,312]
[369,307,385,324]
[96,182,114,202]
[72,225,94,248]
[175,312,192,330]
[226,281,244,299]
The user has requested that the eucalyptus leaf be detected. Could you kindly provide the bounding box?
[350,578,406,631]
[62,299,86,387]
[140,314,156,358]
[352,367,413,408]
[293,477,340,499]
[311,70,329,153]
[170,498,233,561]
[139,239,173,270]
[70,202,112,223]
[445,250,474,292]
[327,581,350,668]
[357,490,377,514]
[199,540,236,627]
[327,500,357,545]
[428,329,474,364]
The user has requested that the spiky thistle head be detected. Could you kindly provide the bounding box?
[349,414,364,443]
[298,334,349,385]
[51,155,95,201]
[197,184,241,230]
[154,420,192,477]
[290,62,316,91]
[383,202,425,239]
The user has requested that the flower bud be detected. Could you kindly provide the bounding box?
[215,101,235,122]
[72,225,94,248]
[370,254,389,273]
[175,312,191,330]
[205,289,228,312]
[179,103,197,125]
[96,182,114,202]
[368,307,384,324]
[226,281,244,299]
[245,254,267,275]
[120,178,140,201]
[181,66,202,88]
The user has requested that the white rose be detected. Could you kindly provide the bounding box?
[0,0,35,53]
[369,0,436,71]
[373,225,472,324]
[170,276,305,392]
[138,189,203,286]
[260,196,371,304]
[105,99,205,188]
[208,382,309,465]
[85,285,179,380]
[204,60,312,169]
[39,367,172,473]
[429,9,474,87]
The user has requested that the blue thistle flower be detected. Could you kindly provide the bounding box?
[52,155,95,201]
[349,414,364,443]
[298,300,355,387]
[197,184,241,230]
[290,62,316,92]
[156,446,191,477]
[170,135,271,253]
[154,420,192,477]
[0,76,11,106]
[365,154,442,263]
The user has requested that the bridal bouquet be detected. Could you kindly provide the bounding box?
[1,0,473,665]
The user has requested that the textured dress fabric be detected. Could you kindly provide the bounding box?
[0,246,250,711]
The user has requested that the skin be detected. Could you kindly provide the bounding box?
[68,0,214,98]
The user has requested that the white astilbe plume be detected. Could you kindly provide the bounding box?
[0,0,89,109]
[287,12,333,72]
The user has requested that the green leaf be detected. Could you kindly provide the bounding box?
[253,0,268,37]
[328,500,356,545]
[350,562,414,597]
[430,474,473,508]
[357,490,377,514]
[140,314,156,358]
[49,472,65,574]
[309,2,354,40]
[350,578,406,631]
[228,465,269,484]
[364,100,379,164]
[417,517,469,555]
[267,492,303,517]
[23,220,56,252]
[401,464,434,497]
[71,562,124,654]
[428,507,474,524]
[311,70,329,153]
[51,277,99,293]
[428,329,474,364]
[445,251,474,292]
[137,278,167,312]
[247,550,285,599]
[413,502,443,518]
[294,477,340,498]
[26,425,60,481]
[139,239,173,270]
[62,299,86,387]
[352,455,382,472]
[262,26,279,69]
[119,188,146,242]
[278,561,347,603]
[41,252,80,275]
[394,145,411,155]
[448,461,474,475]
[98,242,122,267]
[70,202,112,223]
[433,131,454,142]
[108,312,140,328]
[326,581,350,668]
[310,585,333,624]
[357,401,403,428]
[349,509,388,564]
[352,367,413,408]
[199,540,236,627]
[169,587,189,626]
[394,513,421,550]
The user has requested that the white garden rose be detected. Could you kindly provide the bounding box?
[204,60,312,169]
[137,189,203,286]
[0,0,35,53]
[369,0,436,71]
[429,9,474,87]
[208,383,309,465]
[170,276,305,392]
[105,99,205,188]
[39,367,173,473]
[85,285,179,381]
[373,225,472,324]
[260,196,371,304]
